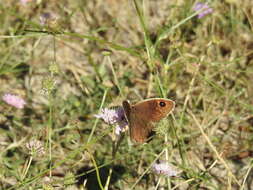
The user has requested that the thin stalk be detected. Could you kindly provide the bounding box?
[48,92,53,178]
[156,74,171,189]
[240,163,253,190]
[189,111,241,187]
[21,156,33,180]
[154,177,162,190]
[155,8,205,45]
[87,151,105,190]
[107,56,123,97]
[104,167,113,190]
[87,89,108,143]
[104,134,125,190]
[130,150,165,189]
[165,134,171,190]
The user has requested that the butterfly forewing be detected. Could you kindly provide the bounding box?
[133,98,175,121]
[123,98,175,143]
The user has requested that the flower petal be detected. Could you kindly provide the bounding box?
[2,93,26,109]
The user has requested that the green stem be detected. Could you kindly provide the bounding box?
[130,150,165,189]
[154,177,162,190]
[107,56,123,97]
[87,150,105,190]
[165,134,171,190]
[104,134,124,190]
[48,92,53,178]
[22,156,33,180]
[87,89,108,143]
[104,167,113,190]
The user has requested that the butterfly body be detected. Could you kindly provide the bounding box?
[123,98,175,143]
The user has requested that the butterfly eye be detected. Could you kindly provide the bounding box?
[159,101,166,107]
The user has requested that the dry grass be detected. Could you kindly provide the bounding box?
[0,0,253,189]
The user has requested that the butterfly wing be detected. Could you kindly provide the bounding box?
[128,111,154,143]
[132,98,175,122]
[123,100,151,143]
[123,98,175,143]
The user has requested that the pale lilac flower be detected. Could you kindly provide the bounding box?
[193,2,213,18]
[2,93,26,109]
[95,107,128,135]
[115,121,128,135]
[152,162,179,177]
[26,140,45,156]
[20,0,33,5]
[95,107,123,124]
[40,12,58,26]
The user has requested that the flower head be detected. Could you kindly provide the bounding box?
[95,107,128,135]
[20,0,34,5]
[152,162,179,177]
[26,140,45,156]
[115,121,128,135]
[2,93,26,109]
[41,77,56,95]
[95,107,123,124]
[40,12,59,26]
[193,2,213,18]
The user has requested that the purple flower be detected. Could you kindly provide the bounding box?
[40,12,58,26]
[95,107,128,135]
[193,2,213,18]
[115,121,128,135]
[2,93,26,109]
[152,162,179,177]
[20,0,33,5]
[26,140,45,156]
[95,108,121,124]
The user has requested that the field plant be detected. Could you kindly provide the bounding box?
[0,0,253,189]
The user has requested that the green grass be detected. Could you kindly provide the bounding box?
[0,0,253,189]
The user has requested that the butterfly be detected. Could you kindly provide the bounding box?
[123,98,175,143]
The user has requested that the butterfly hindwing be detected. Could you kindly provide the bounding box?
[129,110,154,143]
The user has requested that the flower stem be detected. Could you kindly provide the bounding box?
[104,134,124,190]
[87,89,108,143]
[165,134,171,190]
[22,156,33,180]
[47,92,53,178]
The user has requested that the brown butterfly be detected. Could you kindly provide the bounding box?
[122,98,175,143]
